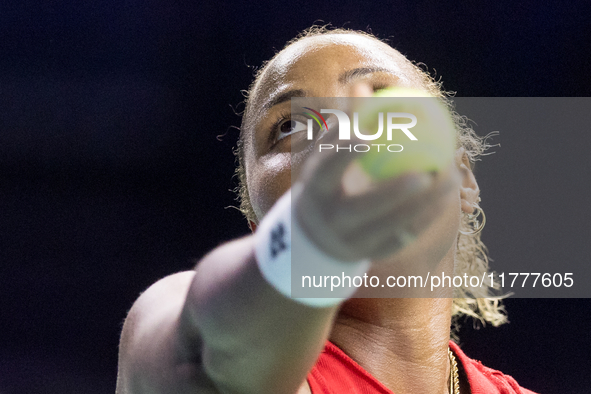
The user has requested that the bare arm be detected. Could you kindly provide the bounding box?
[116,174,457,394]
[116,84,461,394]
[116,236,338,394]
[184,235,339,393]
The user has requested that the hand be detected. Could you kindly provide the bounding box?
[293,82,461,263]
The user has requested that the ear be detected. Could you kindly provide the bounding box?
[456,148,480,214]
[248,220,257,233]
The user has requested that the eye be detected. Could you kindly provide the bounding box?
[372,83,390,92]
[276,118,308,141]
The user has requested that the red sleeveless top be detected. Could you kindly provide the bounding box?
[307,341,538,394]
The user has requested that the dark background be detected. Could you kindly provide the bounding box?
[1,1,590,393]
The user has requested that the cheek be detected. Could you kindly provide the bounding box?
[248,153,292,221]
[427,190,462,249]
[438,191,463,249]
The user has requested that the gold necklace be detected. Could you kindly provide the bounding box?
[448,348,460,394]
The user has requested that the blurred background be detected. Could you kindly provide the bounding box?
[1,1,590,393]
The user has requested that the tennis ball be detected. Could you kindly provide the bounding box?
[356,87,456,180]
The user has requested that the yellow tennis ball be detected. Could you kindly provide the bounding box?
[356,87,457,180]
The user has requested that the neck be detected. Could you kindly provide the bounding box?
[329,239,458,394]
[331,297,453,394]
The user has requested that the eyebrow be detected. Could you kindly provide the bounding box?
[263,89,307,111]
[262,68,397,111]
[338,67,397,84]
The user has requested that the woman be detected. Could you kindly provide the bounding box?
[116,27,535,394]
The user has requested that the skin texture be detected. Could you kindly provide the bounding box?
[116,33,480,394]
[242,34,479,393]
[243,35,426,222]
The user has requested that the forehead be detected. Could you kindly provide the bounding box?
[253,34,421,105]
[240,34,428,220]
[243,34,424,140]
[242,34,424,156]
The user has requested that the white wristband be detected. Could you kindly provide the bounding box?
[254,185,370,307]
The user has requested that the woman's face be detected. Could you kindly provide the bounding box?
[243,34,432,221]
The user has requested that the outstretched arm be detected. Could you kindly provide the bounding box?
[116,235,338,394]
[116,82,462,394]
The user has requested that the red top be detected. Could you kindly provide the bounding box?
[307,341,538,394]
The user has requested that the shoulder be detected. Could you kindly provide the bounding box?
[449,341,538,394]
[116,271,219,394]
[119,271,196,355]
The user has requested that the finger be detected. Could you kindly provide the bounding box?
[335,165,456,232]
[352,181,458,257]
[307,144,369,196]
[374,190,458,260]
[340,171,434,215]
[336,169,457,251]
